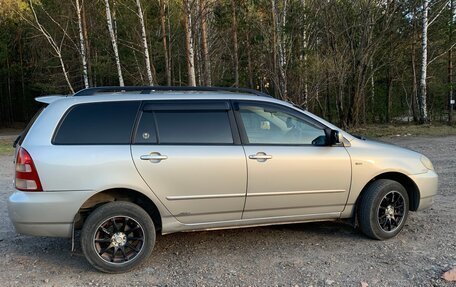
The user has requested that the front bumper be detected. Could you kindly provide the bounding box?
[7,189,97,237]
[410,170,438,211]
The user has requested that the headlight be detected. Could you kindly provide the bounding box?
[420,155,434,171]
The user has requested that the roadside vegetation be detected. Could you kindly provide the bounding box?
[349,124,456,138]
[0,139,14,156]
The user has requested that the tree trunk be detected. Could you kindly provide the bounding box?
[19,36,28,121]
[183,0,196,86]
[271,0,278,96]
[449,0,454,124]
[199,0,211,86]
[168,6,173,84]
[160,0,172,86]
[81,0,92,86]
[112,0,118,40]
[411,7,419,122]
[326,70,331,121]
[370,60,375,122]
[6,54,14,126]
[246,30,254,89]
[104,0,124,86]
[419,0,429,123]
[232,0,239,87]
[386,68,393,123]
[272,0,288,99]
[300,0,307,108]
[135,0,154,85]
[75,0,89,88]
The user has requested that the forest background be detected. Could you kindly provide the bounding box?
[0,0,454,130]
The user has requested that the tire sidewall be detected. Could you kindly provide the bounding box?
[81,202,156,273]
[369,181,409,239]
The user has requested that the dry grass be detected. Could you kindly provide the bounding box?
[348,124,456,138]
[0,138,15,156]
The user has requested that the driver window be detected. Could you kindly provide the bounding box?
[238,104,327,145]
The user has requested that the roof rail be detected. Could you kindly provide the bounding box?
[72,86,272,98]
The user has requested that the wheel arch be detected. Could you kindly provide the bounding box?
[75,188,162,231]
[357,172,421,212]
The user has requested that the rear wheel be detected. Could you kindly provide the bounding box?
[358,179,409,240]
[81,201,155,273]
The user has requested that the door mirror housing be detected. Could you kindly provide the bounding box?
[325,129,343,145]
[331,130,343,145]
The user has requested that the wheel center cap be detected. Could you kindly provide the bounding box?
[386,205,395,218]
[111,232,127,247]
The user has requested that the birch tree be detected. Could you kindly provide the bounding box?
[300,0,308,108]
[419,0,430,123]
[183,0,196,86]
[75,0,89,88]
[135,0,154,85]
[104,0,124,86]
[25,0,74,93]
[449,0,454,123]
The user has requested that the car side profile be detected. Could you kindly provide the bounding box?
[8,86,438,273]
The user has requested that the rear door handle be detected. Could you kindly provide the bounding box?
[249,152,272,161]
[140,153,168,161]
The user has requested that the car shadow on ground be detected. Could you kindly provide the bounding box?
[5,220,365,274]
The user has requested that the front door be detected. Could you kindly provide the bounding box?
[234,101,352,219]
[131,101,247,224]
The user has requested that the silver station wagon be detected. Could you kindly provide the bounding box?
[8,86,438,273]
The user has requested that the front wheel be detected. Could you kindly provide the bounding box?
[358,179,409,240]
[81,201,156,273]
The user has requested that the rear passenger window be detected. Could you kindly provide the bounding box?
[54,101,139,145]
[135,110,234,144]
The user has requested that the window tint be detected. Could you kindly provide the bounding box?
[238,104,326,145]
[152,111,233,144]
[134,111,158,144]
[54,101,139,144]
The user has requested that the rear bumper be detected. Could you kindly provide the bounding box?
[7,189,96,237]
[410,170,438,211]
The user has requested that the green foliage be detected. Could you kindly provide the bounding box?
[0,0,454,128]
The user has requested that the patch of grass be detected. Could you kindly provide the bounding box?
[348,124,456,138]
[0,139,14,155]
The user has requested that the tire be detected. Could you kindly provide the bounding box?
[81,201,156,273]
[358,179,409,240]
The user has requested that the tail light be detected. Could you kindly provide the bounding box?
[15,147,43,191]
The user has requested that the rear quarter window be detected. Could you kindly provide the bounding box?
[53,101,140,145]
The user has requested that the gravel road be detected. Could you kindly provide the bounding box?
[0,136,455,287]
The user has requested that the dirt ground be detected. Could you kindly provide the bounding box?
[0,136,455,287]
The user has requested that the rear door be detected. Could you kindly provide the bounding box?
[131,101,247,224]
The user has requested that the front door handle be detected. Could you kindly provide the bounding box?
[249,152,272,161]
[140,153,168,162]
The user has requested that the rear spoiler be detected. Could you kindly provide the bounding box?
[35,95,67,104]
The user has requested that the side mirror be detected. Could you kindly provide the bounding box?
[324,128,343,145]
[330,130,343,145]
